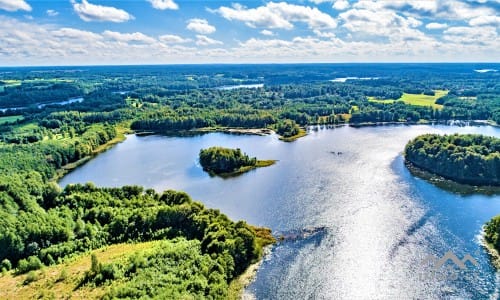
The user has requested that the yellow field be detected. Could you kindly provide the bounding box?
[368,90,447,109]
[0,241,162,300]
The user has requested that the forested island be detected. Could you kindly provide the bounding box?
[199,147,275,177]
[404,134,500,186]
[275,119,306,142]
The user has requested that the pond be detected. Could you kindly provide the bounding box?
[60,124,500,299]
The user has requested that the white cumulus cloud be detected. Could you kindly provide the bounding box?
[426,22,448,30]
[214,2,337,30]
[333,0,350,10]
[72,0,134,23]
[468,15,500,27]
[103,30,156,44]
[187,18,216,34]
[147,0,178,10]
[260,29,275,36]
[443,26,498,45]
[52,27,102,41]
[0,0,31,12]
[195,35,223,46]
[46,9,59,17]
[159,34,191,44]
[309,0,349,10]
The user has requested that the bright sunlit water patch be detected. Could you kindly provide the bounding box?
[60,125,500,299]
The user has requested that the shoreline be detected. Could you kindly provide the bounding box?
[404,160,500,195]
[481,232,500,270]
[135,127,274,137]
[229,226,275,299]
[196,127,274,136]
[228,246,272,300]
[278,128,307,142]
[348,119,498,128]
[206,160,277,178]
[51,127,129,182]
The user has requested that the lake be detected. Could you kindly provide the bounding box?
[0,97,84,112]
[59,124,500,299]
[215,83,264,90]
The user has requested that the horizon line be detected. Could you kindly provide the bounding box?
[1,62,499,68]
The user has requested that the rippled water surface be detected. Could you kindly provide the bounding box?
[60,125,500,299]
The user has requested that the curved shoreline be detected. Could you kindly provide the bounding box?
[52,127,129,182]
[205,160,277,178]
[278,128,307,142]
[481,231,500,270]
[229,246,272,300]
[404,160,500,195]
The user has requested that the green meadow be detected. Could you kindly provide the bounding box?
[369,90,448,109]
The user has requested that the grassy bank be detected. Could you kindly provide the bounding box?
[0,241,162,299]
[0,227,276,300]
[216,160,277,178]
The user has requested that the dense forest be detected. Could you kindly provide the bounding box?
[0,179,273,297]
[404,134,500,186]
[0,64,499,296]
[1,64,499,134]
[199,147,274,176]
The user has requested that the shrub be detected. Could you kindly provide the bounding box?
[23,271,38,285]
[17,256,43,274]
[1,259,12,271]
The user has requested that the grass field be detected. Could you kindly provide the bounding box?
[0,241,163,300]
[0,115,24,125]
[368,90,447,109]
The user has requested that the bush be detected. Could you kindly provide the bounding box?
[23,271,38,285]
[1,259,12,271]
[17,256,43,274]
[276,119,300,138]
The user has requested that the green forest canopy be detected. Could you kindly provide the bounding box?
[199,146,266,175]
[404,133,500,186]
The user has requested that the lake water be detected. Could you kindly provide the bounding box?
[59,124,500,299]
[216,83,264,90]
[0,97,83,112]
[330,77,380,82]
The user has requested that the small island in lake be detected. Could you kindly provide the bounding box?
[404,133,500,186]
[276,119,307,142]
[199,146,276,177]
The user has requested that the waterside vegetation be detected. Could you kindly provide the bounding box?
[199,146,276,177]
[404,133,500,186]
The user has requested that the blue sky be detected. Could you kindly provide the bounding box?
[0,0,499,65]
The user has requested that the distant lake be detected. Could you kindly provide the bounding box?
[215,83,264,90]
[331,77,379,82]
[60,125,500,299]
[0,97,83,112]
